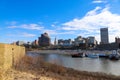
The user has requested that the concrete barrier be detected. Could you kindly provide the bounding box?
[0,43,25,80]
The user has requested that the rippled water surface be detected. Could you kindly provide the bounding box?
[27,52,120,76]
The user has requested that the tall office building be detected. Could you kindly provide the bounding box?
[100,28,109,44]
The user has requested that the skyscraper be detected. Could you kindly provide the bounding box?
[100,28,109,44]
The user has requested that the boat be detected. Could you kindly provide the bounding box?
[109,50,120,60]
[71,52,85,58]
[98,53,108,58]
[86,53,99,58]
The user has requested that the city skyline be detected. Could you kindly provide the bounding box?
[0,0,120,43]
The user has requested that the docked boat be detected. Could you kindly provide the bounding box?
[71,52,85,58]
[109,50,120,60]
[98,53,108,58]
[86,53,99,58]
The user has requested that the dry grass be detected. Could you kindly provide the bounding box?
[9,55,120,80]
[1,55,120,80]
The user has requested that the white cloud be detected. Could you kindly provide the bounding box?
[42,30,57,35]
[20,24,44,30]
[6,21,17,25]
[86,7,102,16]
[21,33,36,37]
[62,6,120,42]
[8,23,44,30]
[8,26,17,28]
[42,30,75,35]
[51,24,55,27]
[7,32,36,37]
[57,31,75,35]
[92,0,107,4]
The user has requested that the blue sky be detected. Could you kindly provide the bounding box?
[0,0,120,44]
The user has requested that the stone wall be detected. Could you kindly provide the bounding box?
[0,43,25,80]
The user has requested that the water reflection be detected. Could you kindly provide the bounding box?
[27,52,120,76]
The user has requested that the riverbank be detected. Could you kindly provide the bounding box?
[2,55,120,80]
[28,50,112,55]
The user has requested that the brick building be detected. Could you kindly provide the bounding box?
[38,32,51,46]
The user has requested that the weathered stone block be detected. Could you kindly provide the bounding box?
[0,43,25,80]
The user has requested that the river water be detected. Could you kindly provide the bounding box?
[27,52,120,76]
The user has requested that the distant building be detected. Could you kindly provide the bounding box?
[35,40,38,45]
[73,36,97,49]
[115,37,120,44]
[27,42,32,45]
[74,36,88,49]
[74,36,86,46]
[88,36,97,44]
[32,40,38,46]
[58,39,72,46]
[87,36,97,47]
[11,42,16,45]
[100,28,109,44]
[38,32,51,46]
[54,37,57,45]
[58,39,64,45]
[16,41,25,46]
[63,39,72,46]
